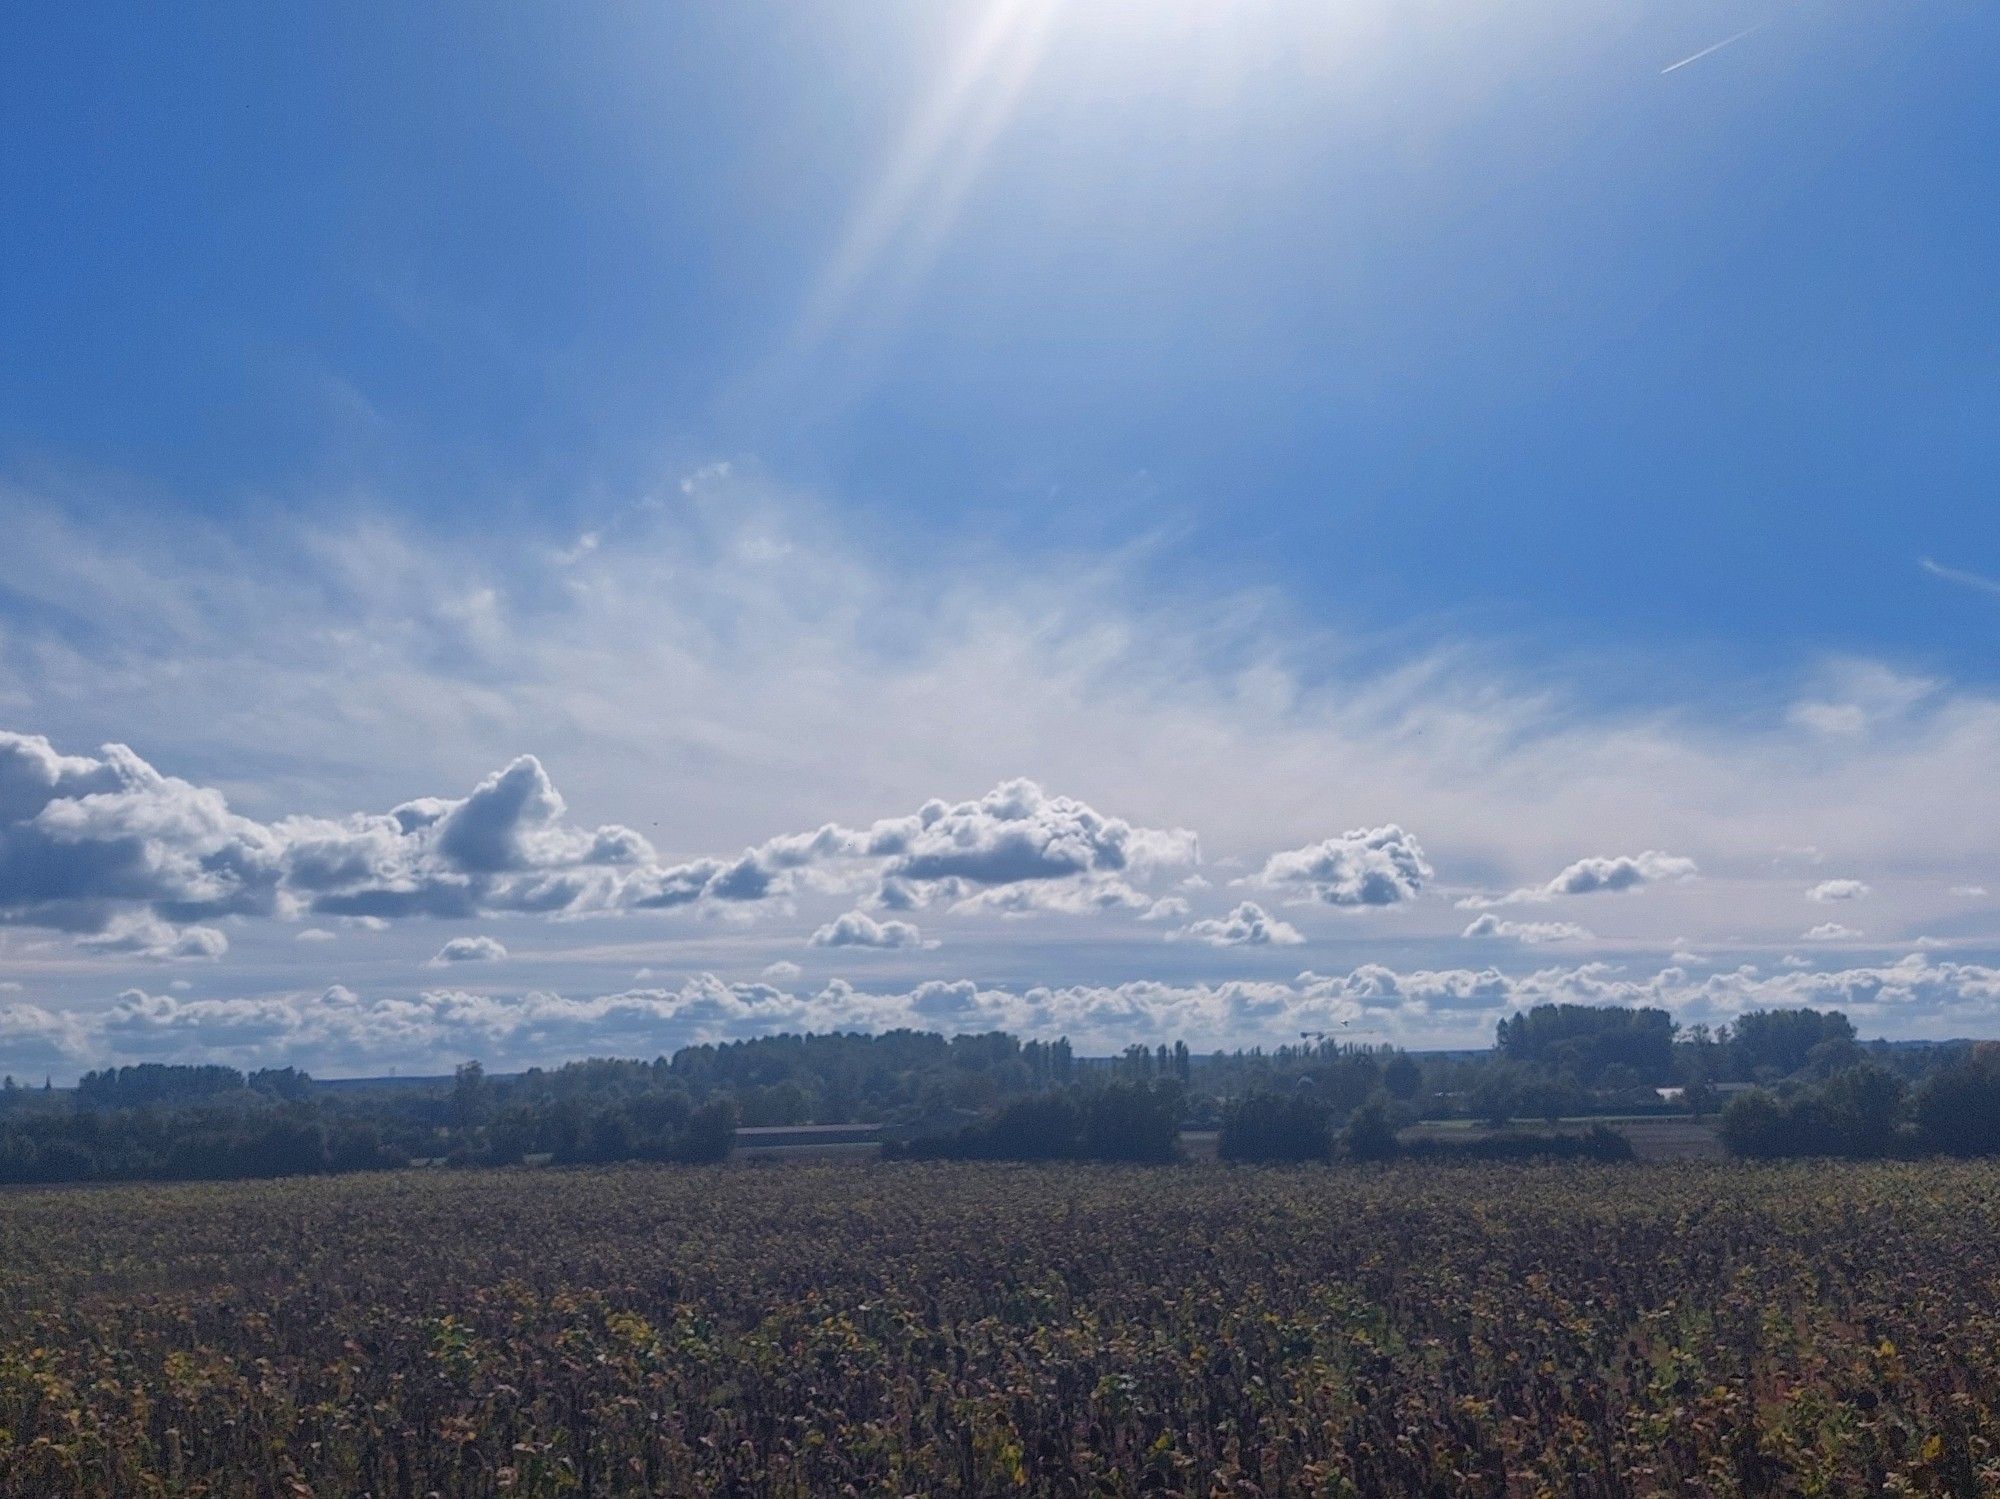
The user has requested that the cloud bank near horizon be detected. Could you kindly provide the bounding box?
[4,952,1998,1080]
[2,473,2000,1069]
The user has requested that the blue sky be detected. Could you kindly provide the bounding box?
[2,0,1998,1077]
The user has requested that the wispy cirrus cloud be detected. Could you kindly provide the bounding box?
[1921,556,2000,600]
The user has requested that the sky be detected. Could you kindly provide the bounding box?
[3,0,1999,1079]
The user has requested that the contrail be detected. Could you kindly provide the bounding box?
[1921,557,2000,599]
[1660,21,1770,74]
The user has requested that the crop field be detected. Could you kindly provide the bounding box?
[4,1162,2000,1497]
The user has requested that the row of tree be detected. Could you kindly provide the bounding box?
[1719,1047,2000,1158]
[6,1003,1996,1184]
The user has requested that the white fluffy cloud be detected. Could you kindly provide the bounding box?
[1464,850,1698,907]
[1460,913,1593,944]
[428,935,508,965]
[7,475,2000,1057]
[949,874,1160,919]
[1171,901,1303,947]
[807,911,932,949]
[1804,922,1862,941]
[0,728,1200,956]
[76,915,229,962]
[0,730,281,942]
[1809,879,1872,902]
[1257,825,1431,907]
[8,952,1997,1076]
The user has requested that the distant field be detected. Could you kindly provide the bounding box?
[1401,1113,1725,1161]
[4,1159,1997,1495]
[736,1116,1723,1162]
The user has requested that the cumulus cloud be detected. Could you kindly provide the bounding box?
[76,914,229,962]
[1463,850,1698,907]
[1171,901,1303,947]
[12,480,2000,1021]
[0,999,86,1074]
[1803,922,1862,941]
[0,729,1192,952]
[428,935,508,965]
[12,952,2000,1077]
[295,927,337,942]
[0,730,662,941]
[1460,913,1593,944]
[807,910,931,949]
[1258,825,1430,907]
[761,960,803,980]
[0,730,282,936]
[1808,879,1872,902]
[949,874,1157,919]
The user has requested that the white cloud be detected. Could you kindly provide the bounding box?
[1464,850,1698,907]
[1808,879,1872,902]
[1171,901,1303,947]
[295,927,337,942]
[0,999,87,1073]
[1920,556,2000,600]
[1955,886,1989,898]
[0,729,282,935]
[0,725,1194,948]
[5,478,2000,1027]
[807,910,932,949]
[1788,661,1938,737]
[75,914,229,962]
[1258,825,1431,907]
[428,934,508,965]
[1803,922,1862,941]
[948,874,1158,920]
[761,960,803,979]
[4,952,1995,1077]
[1460,913,1593,944]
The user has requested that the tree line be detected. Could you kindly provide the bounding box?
[1718,1046,2000,1158]
[3,1002,1995,1182]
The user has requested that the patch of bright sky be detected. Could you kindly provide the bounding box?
[4,1,1995,698]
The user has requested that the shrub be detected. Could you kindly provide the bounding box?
[896,1084,1181,1163]
[1913,1050,2000,1156]
[1719,1064,1907,1159]
[1218,1093,1332,1163]
[1340,1096,1401,1161]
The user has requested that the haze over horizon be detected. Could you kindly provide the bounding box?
[3,0,1998,1080]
